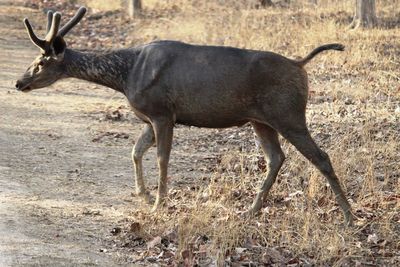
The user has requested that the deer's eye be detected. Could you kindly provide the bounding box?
[33,66,40,73]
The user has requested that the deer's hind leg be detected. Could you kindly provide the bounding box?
[277,120,354,226]
[132,123,155,202]
[246,122,285,215]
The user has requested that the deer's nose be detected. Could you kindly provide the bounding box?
[15,81,21,90]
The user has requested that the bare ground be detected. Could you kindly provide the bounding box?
[0,2,154,265]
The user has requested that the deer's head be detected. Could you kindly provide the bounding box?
[16,7,87,92]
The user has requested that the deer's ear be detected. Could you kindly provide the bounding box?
[52,36,66,56]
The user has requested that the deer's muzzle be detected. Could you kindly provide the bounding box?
[15,80,31,92]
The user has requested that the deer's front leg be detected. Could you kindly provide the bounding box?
[132,124,155,202]
[151,117,174,212]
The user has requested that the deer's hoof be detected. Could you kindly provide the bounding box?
[345,213,357,227]
[242,200,264,218]
[135,191,153,204]
[151,203,163,213]
[150,205,158,213]
[242,208,259,219]
[151,196,167,213]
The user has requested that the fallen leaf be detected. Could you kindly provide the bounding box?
[235,247,247,254]
[147,236,162,249]
[111,226,121,235]
[367,233,379,244]
[130,222,141,233]
[181,249,195,267]
[262,247,284,263]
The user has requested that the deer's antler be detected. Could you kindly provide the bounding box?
[46,10,53,33]
[58,7,87,37]
[23,11,61,53]
[23,7,86,53]
[23,18,46,52]
[46,12,61,43]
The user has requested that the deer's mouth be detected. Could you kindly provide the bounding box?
[20,86,32,92]
[15,79,33,92]
[16,82,32,92]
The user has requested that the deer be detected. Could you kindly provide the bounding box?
[16,7,355,226]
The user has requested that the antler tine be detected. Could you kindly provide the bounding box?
[46,10,54,33]
[23,18,46,52]
[45,12,61,44]
[58,7,87,37]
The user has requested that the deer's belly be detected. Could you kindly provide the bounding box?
[175,110,249,128]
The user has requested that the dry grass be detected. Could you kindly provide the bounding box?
[62,0,400,265]
[123,119,399,265]
[85,0,121,11]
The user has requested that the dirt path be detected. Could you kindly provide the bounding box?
[0,3,136,266]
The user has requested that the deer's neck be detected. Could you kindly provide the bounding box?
[64,48,136,93]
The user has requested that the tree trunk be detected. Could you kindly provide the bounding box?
[350,0,377,29]
[127,0,142,18]
[260,0,274,7]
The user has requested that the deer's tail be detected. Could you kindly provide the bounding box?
[295,43,345,67]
